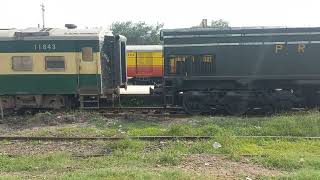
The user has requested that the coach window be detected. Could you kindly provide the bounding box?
[45,56,65,71]
[12,56,33,71]
[168,55,215,75]
[191,55,215,75]
[168,55,188,75]
[82,47,93,61]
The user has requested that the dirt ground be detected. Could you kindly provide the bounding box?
[0,141,106,156]
[179,154,284,179]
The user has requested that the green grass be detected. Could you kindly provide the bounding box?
[0,152,71,172]
[1,110,320,179]
[122,111,320,137]
[0,138,319,179]
[282,169,320,180]
[0,176,21,180]
[0,140,210,179]
[5,110,320,138]
[196,111,320,137]
[60,167,204,180]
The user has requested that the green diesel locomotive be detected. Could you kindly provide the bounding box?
[161,27,320,115]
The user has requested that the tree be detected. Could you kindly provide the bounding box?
[192,19,231,29]
[111,21,164,45]
[211,19,230,29]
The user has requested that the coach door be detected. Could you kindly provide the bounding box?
[78,47,100,95]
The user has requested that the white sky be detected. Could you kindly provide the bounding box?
[1,0,320,29]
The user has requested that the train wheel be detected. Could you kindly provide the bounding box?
[275,100,293,113]
[272,90,295,113]
[225,101,248,116]
[182,95,210,115]
[261,104,274,115]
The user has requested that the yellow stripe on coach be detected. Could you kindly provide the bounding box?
[0,52,101,75]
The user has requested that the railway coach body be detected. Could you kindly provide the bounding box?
[127,45,163,84]
[0,28,127,109]
[161,27,320,114]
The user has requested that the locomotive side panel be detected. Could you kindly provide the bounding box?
[165,43,320,78]
[161,27,320,114]
[163,27,320,84]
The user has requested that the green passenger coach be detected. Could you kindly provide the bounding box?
[0,27,127,109]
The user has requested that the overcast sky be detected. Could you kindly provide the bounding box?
[1,0,320,29]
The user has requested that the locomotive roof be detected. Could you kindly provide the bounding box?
[161,26,320,38]
[0,27,113,41]
[126,45,163,52]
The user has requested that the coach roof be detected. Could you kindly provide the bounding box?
[0,27,113,41]
[161,26,320,39]
[126,45,163,52]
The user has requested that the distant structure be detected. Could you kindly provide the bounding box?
[41,3,45,28]
[200,19,208,28]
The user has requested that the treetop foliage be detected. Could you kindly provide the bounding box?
[211,19,230,29]
[193,19,230,29]
[111,20,230,45]
[111,21,164,45]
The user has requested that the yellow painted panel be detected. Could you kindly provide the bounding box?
[137,52,162,58]
[127,52,136,57]
[127,57,137,66]
[0,52,101,75]
[127,51,163,66]
[79,53,101,74]
[151,52,163,58]
[136,57,163,66]
[152,57,163,66]
[137,57,153,66]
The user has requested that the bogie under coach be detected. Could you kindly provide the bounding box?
[161,27,320,115]
[0,27,127,109]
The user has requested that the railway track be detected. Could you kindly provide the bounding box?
[0,135,319,142]
[0,106,188,119]
[98,106,184,112]
[0,102,313,119]
[98,106,188,118]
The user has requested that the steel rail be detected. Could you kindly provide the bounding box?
[103,114,189,118]
[83,106,183,111]
[98,106,187,118]
[0,136,211,141]
[0,135,319,142]
[1,106,188,119]
[98,107,183,110]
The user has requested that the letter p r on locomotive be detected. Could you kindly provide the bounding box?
[298,44,306,53]
[275,44,284,53]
